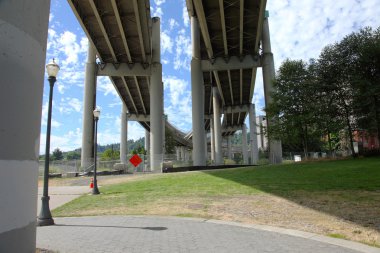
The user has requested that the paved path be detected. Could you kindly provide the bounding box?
[37,186,90,214]
[37,216,380,253]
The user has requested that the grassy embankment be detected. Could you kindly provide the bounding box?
[53,157,380,247]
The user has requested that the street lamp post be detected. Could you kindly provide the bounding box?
[38,59,60,226]
[92,108,101,195]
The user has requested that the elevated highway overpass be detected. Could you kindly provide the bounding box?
[66,0,282,170]
[186,0,282,165]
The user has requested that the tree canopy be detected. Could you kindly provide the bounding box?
[266,26,380,157]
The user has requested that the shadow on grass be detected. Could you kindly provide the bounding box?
[55,224,167,231]
[202,157,380,233]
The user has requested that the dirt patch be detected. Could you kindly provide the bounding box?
[62,192,379,247]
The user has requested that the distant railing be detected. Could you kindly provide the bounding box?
[38,150,351,176]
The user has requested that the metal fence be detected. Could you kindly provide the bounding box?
[38,150,352,176]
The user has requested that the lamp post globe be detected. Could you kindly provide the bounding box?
[92,107,101,195]
[37,59,60,226]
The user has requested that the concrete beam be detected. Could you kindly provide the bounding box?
[201,55,260,72]
[222,105,250,114]
[127,114,150,121]
[222,125,242,133]
[97,63,151,76]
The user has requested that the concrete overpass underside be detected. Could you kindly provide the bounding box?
[187,0,282,165]
[67,0,282,170]
[68,0,168,171]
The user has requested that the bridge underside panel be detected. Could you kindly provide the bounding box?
[69,0,152,118]
[188,0,265,137]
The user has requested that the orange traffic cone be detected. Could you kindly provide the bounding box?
[90,178,94,189]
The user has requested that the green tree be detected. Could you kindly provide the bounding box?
[350,27,380,146]
[318,37,359,156]
[131,146,146,155]
[51,148,63,160]
[266,59,321,157]
[101,148,120,160]
[65,151,81,160]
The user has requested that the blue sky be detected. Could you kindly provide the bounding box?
[40,0,380,153]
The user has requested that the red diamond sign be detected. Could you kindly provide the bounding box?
[129,154,142,167]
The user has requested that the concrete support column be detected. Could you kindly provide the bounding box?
[184,149,189,162]
[249,104,259,164]
[210,116,215,163]
[0,1,50,251]
[262,15,282,164]
[213,87,223,165]
[182,146,186,161]
[145,130,150,155]
[227,135,232,160]
[205,132,208,161]
[176,147,180,161]
[120,104,128,164]
[242,124,248,164]
[150,17,163,171]
[81,43,97,169]
[191,16,206,166]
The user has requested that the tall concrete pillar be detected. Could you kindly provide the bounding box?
[120,104,128,164]
[0,1,50,251]
[242,124,248,164]
[249,104,259,164]
[191,16,206,166]
[150,17,163,171]
[81,43,97,169]
[227,135,232,160]
[262,14,283,164]
[145,130,150,155]
[210,117,215,163]
[176,147,180,160]
[181,146,185,161]
[213,87,223,165]
[205,132,208,161]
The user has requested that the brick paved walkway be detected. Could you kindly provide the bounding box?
[37,216,380,253]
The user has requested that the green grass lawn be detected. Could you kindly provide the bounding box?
[54,157,380,216]
[52,157,380,246]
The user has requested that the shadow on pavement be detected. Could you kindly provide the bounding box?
[55,224,167,231]
[202,158,380,233]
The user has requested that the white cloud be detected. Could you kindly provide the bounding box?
[97,77,119,98]
[267,0,380,66]
[183,4,189,27]
[128,122,146,141]
[39,128,82,153]
[152,7,163,18]
[164,76,187,106]
[58,97,82,114]
[169,18,179,30]
[161,31,173,54]
[154,0,165,5]
[174,29,192,70]
[41,101,61,128]
[163,76,192,132]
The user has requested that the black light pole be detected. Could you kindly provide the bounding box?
[92,108,101,195]
[38,59,60,226]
